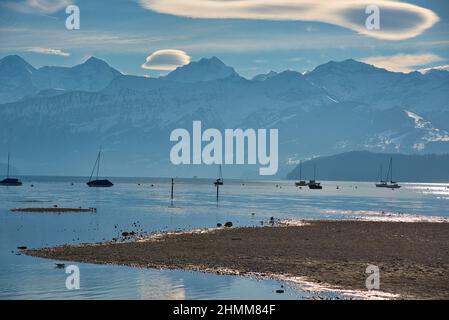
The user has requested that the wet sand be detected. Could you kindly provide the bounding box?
[25,220,449,299]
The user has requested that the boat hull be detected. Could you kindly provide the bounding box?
[308,180,322,189]
[295,181,308,187]
[0,178,22,186]
[87,179,114,188]
[376,182,401,189]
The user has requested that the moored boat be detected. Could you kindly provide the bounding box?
[86,149,113,188]
[308,164,323,190]
[0,153,22,187]
[295,160,308,187]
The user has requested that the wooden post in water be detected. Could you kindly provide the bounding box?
[216,182,220,207]
[170,178,174,207]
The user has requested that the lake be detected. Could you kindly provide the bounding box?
[1,177,448,299]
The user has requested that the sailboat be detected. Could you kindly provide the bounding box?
[308,163,322,190]
[376,157,401,189]
[86,149,114,188]
[375,164,388,188]
[214,164,224,186]
[0,152,22,186]
[295,160,308,187]
[385,157,401,189]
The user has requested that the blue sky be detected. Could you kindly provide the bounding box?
[0,0,448,78]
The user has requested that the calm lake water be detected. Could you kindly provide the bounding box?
[1,177,448,299]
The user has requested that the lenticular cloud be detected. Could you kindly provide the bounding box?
[139,0,438,40]
[142,49,191,71]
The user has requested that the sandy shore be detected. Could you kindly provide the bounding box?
[25,220,449,299]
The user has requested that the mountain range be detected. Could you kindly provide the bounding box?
[0,55,448,178]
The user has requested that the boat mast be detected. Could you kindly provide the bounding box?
[219,164,223,182]
[314,163,317,180]
[7,152,10,178]
[378,165,383,182]
[299,160,302,180]
[390,157,393,183]
[385,158,391,183]
[97,150,101,180]
[88,151,100,182]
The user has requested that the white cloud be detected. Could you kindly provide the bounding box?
[139,0,439,41]
[141,49,190,71]
[362,53,443,72]
[27,47,70,56]
[1,0,72,14]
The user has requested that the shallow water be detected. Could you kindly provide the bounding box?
[1,177,448,299]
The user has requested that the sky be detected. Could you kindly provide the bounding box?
[0,0,448,78]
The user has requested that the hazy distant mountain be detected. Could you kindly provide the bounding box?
[252,70,278,81]
[0,55,448,177]
[165,57,240,83]
[32,56,121,93]
[286,151,449,182]
[306,59,449,113]
[0,55,121,103]
[0,55,37,103]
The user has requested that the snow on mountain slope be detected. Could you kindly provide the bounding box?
[405,110,449,150]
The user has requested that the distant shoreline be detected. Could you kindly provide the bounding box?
[4,175,449,184]
[25,220,449,300]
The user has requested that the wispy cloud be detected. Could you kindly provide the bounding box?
[362,53,443,72]
[139,0,439,41]
[1,0,72,14]
[27,47,70,57]
[141,49,190,71]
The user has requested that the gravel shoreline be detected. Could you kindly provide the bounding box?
[25,220,449,299]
